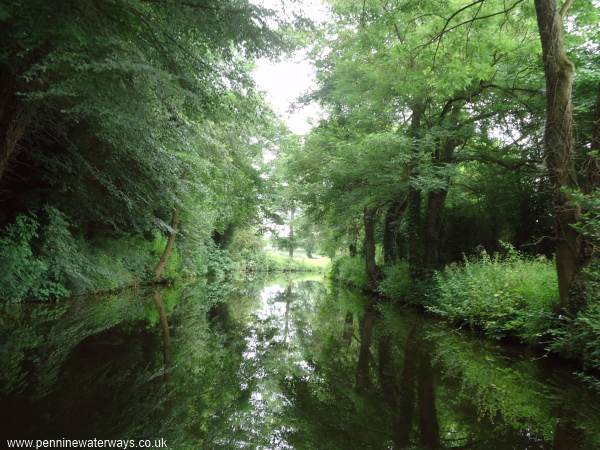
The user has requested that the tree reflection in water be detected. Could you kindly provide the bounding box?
[2,276,600,449]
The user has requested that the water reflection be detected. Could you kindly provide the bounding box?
[1,275,600,449]
[153,290,172,372]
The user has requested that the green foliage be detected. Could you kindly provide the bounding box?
[0,207,192,302]
[430,247,559,343]
[330,256,368,289]
[79,233,184,292]
[377,262,411,300]
[205,244,235,281]
[0,210,74,302]
[552,302,600,371]
[229,228,266,256]
[0,0,289,301]
[551,262,600,370]
[570,189,600,246]
[430,330,556,441]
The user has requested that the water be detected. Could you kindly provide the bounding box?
[1,274,600,449]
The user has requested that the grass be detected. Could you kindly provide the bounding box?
[238,248,330,273]
[266,250,330,272]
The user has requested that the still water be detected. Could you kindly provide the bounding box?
[1,275,600,449]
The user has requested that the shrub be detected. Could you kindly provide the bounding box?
[377,262,411,300]
[550,262,600,369]
[430,246,559,343]
[229,229,265,256]
[0,211,72,302]
[0,208,189,301]
[330,256,368,289]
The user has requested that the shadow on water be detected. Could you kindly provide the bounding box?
[2,274,600,449]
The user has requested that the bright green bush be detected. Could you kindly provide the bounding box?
[430,247,559,343]
[330,256,368,289]
[377,262,411,299]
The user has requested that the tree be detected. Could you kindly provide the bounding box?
[533,0,598,310]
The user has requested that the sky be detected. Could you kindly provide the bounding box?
[252,0,329,135]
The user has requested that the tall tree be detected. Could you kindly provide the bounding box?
[534,0,597,310]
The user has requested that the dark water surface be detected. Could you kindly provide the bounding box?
[2,275,600,449]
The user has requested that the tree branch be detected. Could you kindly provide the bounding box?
[559,0,575,18]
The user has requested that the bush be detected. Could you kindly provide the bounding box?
[550,262,600,369]
[430,246,559,343]
[377,262,411,300]
[330,256,368,289]
[0,208,188,302]
[0,210,72,302]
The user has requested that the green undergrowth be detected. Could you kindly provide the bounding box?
[0,209,183,302]
[329,256,368,289]
[377,261,411,300]
[549,262,600,371]
[331,248,600,375]
[429,248,559,344]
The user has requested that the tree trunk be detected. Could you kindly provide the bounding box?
[407,187,422,274]
[407,101,426,277]
[154,207,181,280]
[383,198,407,265]
[423,100,463,270]
[363,207,380,290]
[383,206,397,265]
[288,207,295,258]
[423,189,448,268]
[534,0,584,310]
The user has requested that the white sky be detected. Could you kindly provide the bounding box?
[252,0,329,135]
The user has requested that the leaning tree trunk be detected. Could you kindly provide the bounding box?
[154,207,181,280]
[363,207,380,290]
[534,0,585,311]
